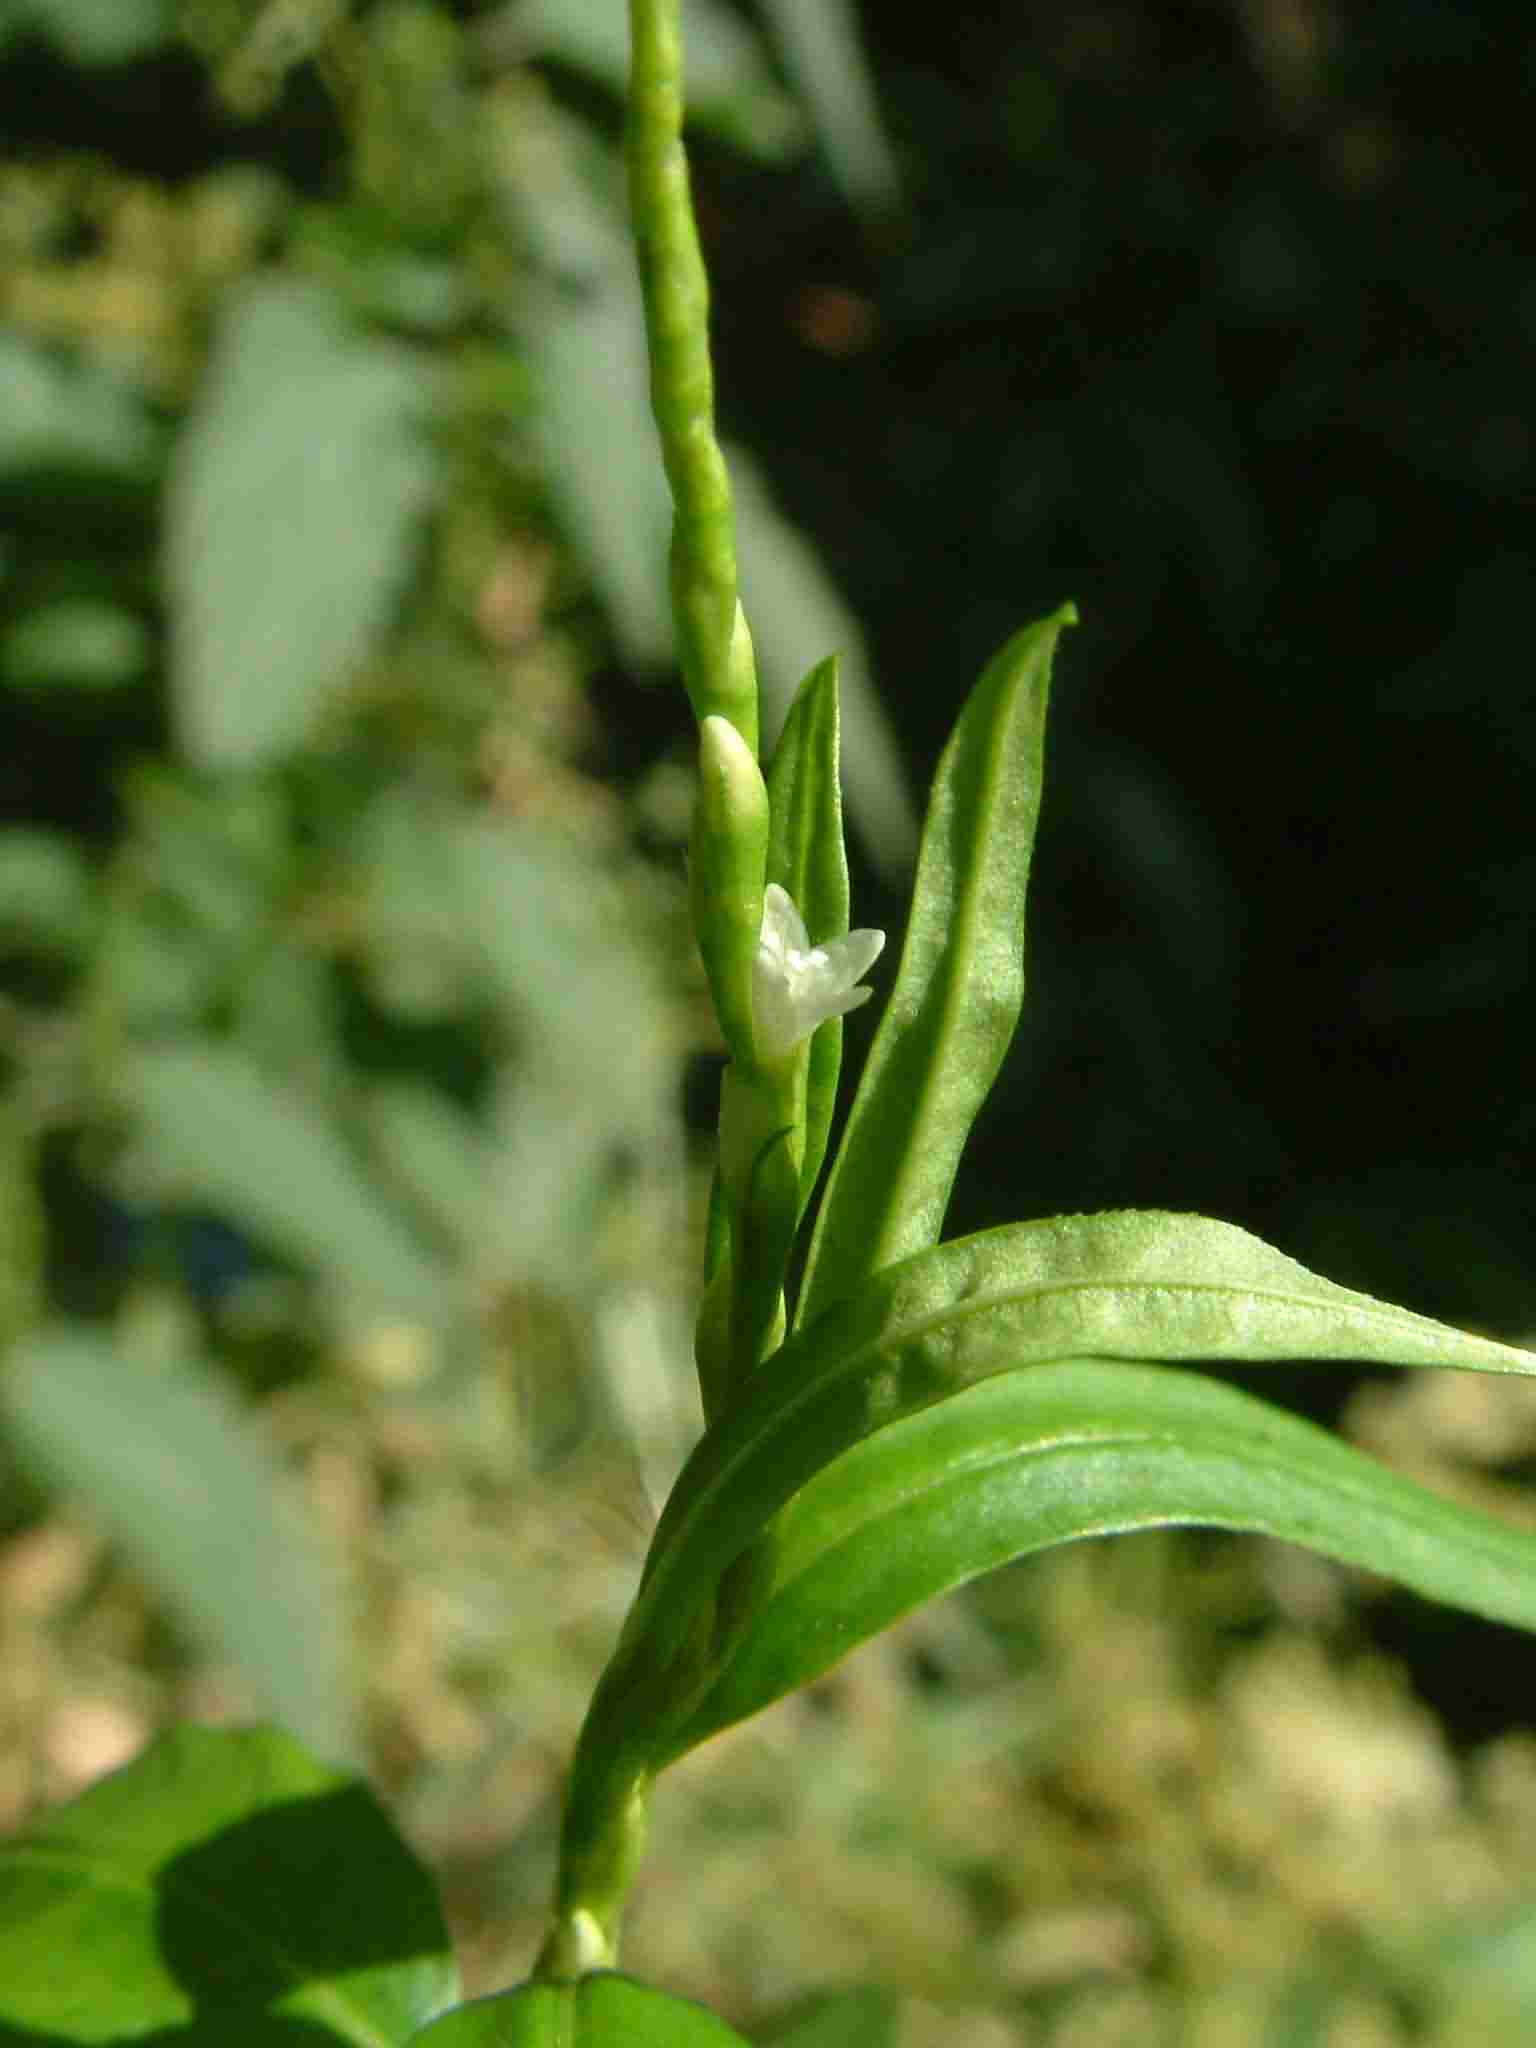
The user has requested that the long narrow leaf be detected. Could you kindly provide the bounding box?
[765,655,849,1214]
[610,1211,1536,1716]
[797,607,1074,1328]
[669,1358,1536,1753]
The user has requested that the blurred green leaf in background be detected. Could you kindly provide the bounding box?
[166,277,436,772]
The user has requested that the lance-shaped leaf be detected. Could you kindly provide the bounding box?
[797,606,1075,1329]
[665,1357,1536,1755]
[765,656,851,1219]
[408,1973,749,2046]
[604,1211,1536,1729]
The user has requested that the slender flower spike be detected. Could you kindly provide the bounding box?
[752,883,885,1065]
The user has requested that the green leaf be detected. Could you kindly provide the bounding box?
[165,279,434,770]
[1,1331,356,1762]
[672,1356,1536,1753]
[0,828,96,958]
[797,607,1074,1329]
[0,597,152,692]
[765,656,849,1216]
[206,0,351,118]
[0,332,160,479]
[352,798,674,1287]
[1413,1901,1536,2030]
[0,1723,457,2041]
[366,1081,490,1255]
[520,260,673,671]
[451,819,675,1286]
[10,0,169,64]
[118,1041,450,1320]
[756,1987,898,2048]
[610,1211,1536,1737]
[408,1974,748,2047]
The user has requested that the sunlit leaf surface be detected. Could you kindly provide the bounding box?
[0,1725,457,2042]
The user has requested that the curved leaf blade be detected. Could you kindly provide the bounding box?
[408,1973,749,2046]
[615,1211,1536,1715]
[765,655,849,1215]
[0,1724,457,2042]
[797,607,1074,1329]
[672,1357,1536,1754]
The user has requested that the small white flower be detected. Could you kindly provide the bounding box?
[752,883,885,1064]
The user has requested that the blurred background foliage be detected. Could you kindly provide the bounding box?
[2,0,1536,2041]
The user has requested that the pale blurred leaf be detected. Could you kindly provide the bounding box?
[118,1040,450,1319]
[2,1331,356,1759]
[758,0,899,213]
[0,0,168,63]
[409,1974,748,2046]
[500,0,803,157]
[165,279,434,770]
[353,795,675,1287]
[0,597,152,692]
[198,0,349,117]
[0,332,160,477]
[521,264,673,668]
[497,102,673,667]
[452,818,675,1286]
[0,829,96,957]
[366,1080,490,1254]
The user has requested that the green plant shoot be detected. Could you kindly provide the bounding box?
[6,6,1536,2045]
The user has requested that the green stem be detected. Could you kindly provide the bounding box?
[627,0,756,750]
[533,9,789,1969]
[536,1738,652,1980]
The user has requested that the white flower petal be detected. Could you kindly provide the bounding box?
[818,926,886,987]
[760,882,809,958]
[751,885,885,1064]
